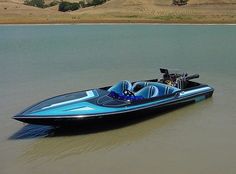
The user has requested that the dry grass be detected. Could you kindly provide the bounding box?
[0,0,236,24]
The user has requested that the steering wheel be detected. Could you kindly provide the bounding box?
[123,89,135,97]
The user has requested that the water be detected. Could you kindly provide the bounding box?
[0,24,236,174]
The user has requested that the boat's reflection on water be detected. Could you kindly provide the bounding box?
[9,112,174,161]
[9,124,54,139]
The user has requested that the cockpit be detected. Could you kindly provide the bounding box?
[107,80,180,101]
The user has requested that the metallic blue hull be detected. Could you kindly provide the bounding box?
[13,83,214,126]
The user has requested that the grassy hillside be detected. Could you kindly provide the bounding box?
[1,0,236,23]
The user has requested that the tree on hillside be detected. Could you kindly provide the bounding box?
[86,0,107,6]
[24,0,45,8]
[79,1,85,8]
[92,0,106,6]
[58,1,80,12]
[173,0,188,5]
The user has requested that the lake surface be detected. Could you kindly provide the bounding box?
[0,24,236,174]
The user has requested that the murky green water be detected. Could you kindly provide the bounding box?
[0,25,236,174]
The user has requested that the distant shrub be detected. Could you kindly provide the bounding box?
[92,0,106,6]
[58,1,80,12]
[43,0,59,8]
[24,0,109,10]
[173,0,188,5]
[49,0,59,7]
[58,0,109,12]
[78,1,85,8]
[86,0,107,7]
[24,0,45,8]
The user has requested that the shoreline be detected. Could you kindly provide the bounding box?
[1,16,236,25]
[1,19,236,25]
[1,22,236,26]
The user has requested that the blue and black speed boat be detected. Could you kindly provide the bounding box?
[13,69,214,126]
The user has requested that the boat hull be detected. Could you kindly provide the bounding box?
[14,89,213,126]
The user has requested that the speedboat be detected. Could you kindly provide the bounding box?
[13,68,214,126]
